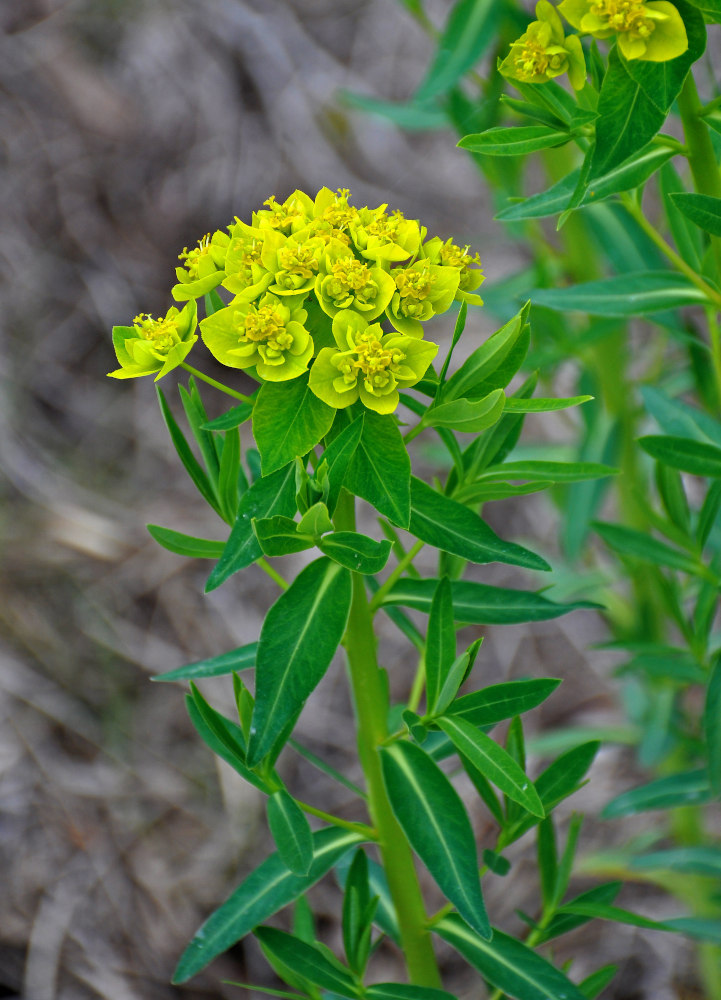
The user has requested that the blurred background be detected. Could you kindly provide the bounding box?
[0,1,697,998]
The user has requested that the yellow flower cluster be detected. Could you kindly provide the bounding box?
[109,187,484,415]
[501,0,687,90]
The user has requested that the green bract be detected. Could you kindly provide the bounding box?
[422,237,485,305]
[308,309,438,414]
[108,301,198,380]
[558,0,688,60]
[200,292,313,382]
[500,1,587,87]
[221,219,274,299]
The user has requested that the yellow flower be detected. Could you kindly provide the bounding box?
[308,309,438,415]
[200,292,313,382]
[422,237,485,306]
[108,301,197,381]
[172,233,226,301]
[559,0,687,60]
[501,1,587,87]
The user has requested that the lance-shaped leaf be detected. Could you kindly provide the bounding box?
[603,769,712,818]
[415,0,499,100]
[247,558,352,766]
[381,578,598,624]
[459,125,571,156]
[705,655,721,795]
[434,914,587,1000]
[441,306,528,403]
[206,461,297,592]
[380,741,490,939]
[147,524,225,560]
[531,271,708,317]
[593,521,703,575]
[672,192,721,237]
[367,986,458,1000]
[320,414,364,515]
[425,578,456,716]
[476,460,617,483]
[319,532,392,574]
[254,927,359,998]
[639,435,721,477]
[173,827,363,983]
[185,691,269,795]
[438,716,545,817]
[503,395,592,412]
[590,48,666,177]
[422,389,506,433]
[253,515,315,557]
[202,402,254,431]
[344,410,411,527]
[152,641,258,682]
[410,477,550,572]
[267,791,314,876]
[539,882,622,942]
[495,145,675,222]
[253,373,336,476]
[447,678,561,729]
[157,387,220,514]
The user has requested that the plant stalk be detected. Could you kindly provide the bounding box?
[335,491,442,987]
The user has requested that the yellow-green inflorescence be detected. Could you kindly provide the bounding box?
[501,0,687,85]
[108,186,484,413]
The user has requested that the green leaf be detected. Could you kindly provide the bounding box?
[152,642,257,682]
[602,769,712,818]
[503,395,593,412]
[539,883,622,942]
[185,692,268,796]
[253,515,315,557]
[660,163,703,269]
[342,849,376,974]
[366,986,457,1000]
[254,927,359,998]
[698,481,721,547]
[206,462,297,592]
[641,385,721,447]
[415,0,499,99]
[435,915,587,1000]
[423,389,506,433]
[476,460,617,483]
[147,524,225,559]
[496,145,674,222]
[335,850,400,945]
[536,742,600,811]
[410,477,550,571]
[180,382,221,485]
[593,521,702,575]
[339,91,449,131]
[458,125,571,156]
[560,902,675,933]
[705,654,721,794]
[482,848,511,876]
[439,301,468,387]
[320,414,364,515]
[202,402,254,431]
[438,716,545,816]
[267,791,314,876]
[218,427,241,521]
[382,578,597,624]
[448,678,561,729]
[157,387,220,514]
[671,192,721,236]
[639,435,721,476]
[462,755,504,825]
[434,640,483,717]
[578,965,618,999]
[173,827,363,983]
[537,817,557,909]
[531,271,708,317]
[630,846,721,876]
[623,0,706,113]
[665,917,721,943]
[344,410,411,528]
[319,532,392,574]
[425,578,456,717]
[590,47,667,177]
[380,741,490,938]
[247,558,352,766]
[253,373,335,476]
[441,307,528,402]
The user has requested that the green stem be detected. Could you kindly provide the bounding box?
[294,800,375,839]
[180,362,255,404]
[335,491,442,988]
[369,540,425,613]
[257,557,289,590]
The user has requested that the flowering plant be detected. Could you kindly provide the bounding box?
[111,187,625,996]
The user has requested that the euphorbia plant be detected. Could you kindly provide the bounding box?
[111,187,630,997]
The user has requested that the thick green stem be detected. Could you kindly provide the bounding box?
[335,491,442,987]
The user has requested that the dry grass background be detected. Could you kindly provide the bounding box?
[0,1,703,997]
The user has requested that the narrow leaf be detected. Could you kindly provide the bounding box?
[531,271,708,317]
[425,578,456,716]
[254,927,358,998]
[152,642,257,682]
[639,435,721,477]
[147,524,225,560]
[459,125,570,156]
[267,791,314,876]
[448,679,561,729]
